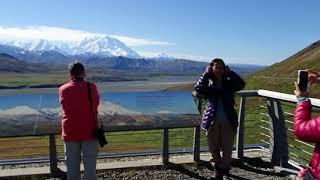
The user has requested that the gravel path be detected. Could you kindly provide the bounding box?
[95,160,287,180]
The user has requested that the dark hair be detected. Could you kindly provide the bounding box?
[210,58,226,68]
[69,61,85,77]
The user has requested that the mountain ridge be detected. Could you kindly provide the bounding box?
[0,52,64,73]
[245,40,320,98]
[253,40,320,77]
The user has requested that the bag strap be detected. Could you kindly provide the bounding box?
[86,82,103,128]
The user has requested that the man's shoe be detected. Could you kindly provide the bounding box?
[222,174,232,180]
[210,171,223,180]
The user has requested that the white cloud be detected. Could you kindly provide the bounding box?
[0,26,100,41]
[138,51,164,58]
[137,51,212,61]
[171,53,212,61]
[0,26,173,46]
[110,35,174,46]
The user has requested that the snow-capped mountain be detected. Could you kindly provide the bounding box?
[1,35,140,58]
[152,53,175,61]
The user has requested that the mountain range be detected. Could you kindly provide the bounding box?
[0,36,195,72]
[0,36,265,74]
[0,44,207,73]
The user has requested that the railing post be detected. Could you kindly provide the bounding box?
[193,126,200,162]
[267,99,289,167]
[162,128,169,165]
[49,134,59,177]
[236,97,246,160]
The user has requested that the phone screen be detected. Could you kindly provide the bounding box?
[298,70,308,92]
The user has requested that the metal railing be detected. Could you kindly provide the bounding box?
[1,89,320,177]
[235,90,320,171]
[0,124,202,177]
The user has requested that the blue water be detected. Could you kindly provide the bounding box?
[0,90,198,114]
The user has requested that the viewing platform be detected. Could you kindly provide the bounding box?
[1,89,319,179]
[1,150,289,179]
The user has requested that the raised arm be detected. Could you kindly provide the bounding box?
[228,70,245,93]
[194,71,211,96]
[194,71,225,97]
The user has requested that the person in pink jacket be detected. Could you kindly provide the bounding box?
[59,61,100,180]
[294,69,320,179]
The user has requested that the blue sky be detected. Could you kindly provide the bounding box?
[0,0,319,65]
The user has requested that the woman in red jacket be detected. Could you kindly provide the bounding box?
[59,61,100,180]
[294,70,320,179]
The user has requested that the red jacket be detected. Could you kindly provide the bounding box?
[294,101,320,178]
[59,79,100,141]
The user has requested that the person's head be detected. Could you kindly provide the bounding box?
[210,58,226,78]
[69,61,86,80]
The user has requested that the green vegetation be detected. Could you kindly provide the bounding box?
[164,83,194,91]
[0,128,208,160]
[0,73,68,87]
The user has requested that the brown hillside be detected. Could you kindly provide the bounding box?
[254,41,320,77]
[246,40,320,98]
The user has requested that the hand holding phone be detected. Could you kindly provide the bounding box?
[298,70,309,93]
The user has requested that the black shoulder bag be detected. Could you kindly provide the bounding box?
[87,82,108,147]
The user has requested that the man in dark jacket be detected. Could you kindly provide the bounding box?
[194,58,245,179]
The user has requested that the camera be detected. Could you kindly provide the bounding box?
[298,70,309,93]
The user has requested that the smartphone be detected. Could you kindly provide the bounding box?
[298,70,309,92]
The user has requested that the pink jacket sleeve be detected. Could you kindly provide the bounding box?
[294,101,320,143]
